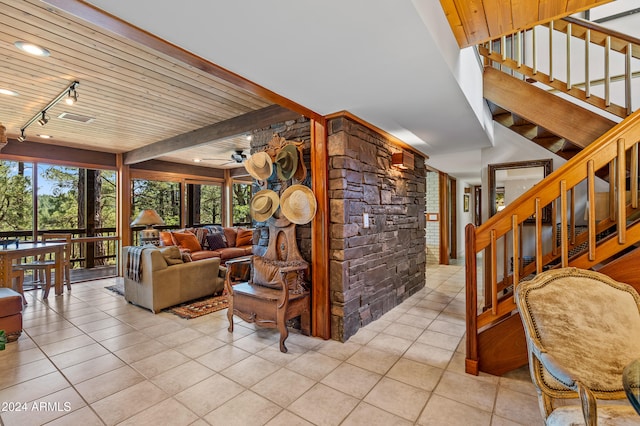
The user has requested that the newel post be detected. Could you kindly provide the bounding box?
[465,223,479,375]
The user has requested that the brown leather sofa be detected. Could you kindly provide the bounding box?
[159,226,253,262]
[0,288,23,341]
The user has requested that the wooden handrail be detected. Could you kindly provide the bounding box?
[465,109,640,375]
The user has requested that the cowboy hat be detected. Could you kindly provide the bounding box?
[275,144,298,181]
[280,184,317,225]
[250,189,280,222]
[245,151,273,181]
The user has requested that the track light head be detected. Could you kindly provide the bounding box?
[17,130,26,142]
[37,111,49,126]
[65,88,78,105]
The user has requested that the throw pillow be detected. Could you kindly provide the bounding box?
[158,246,183,265]
[252,256,282,289]
[172,231,202,252]
[223,227,237,248]
[206,232,227,251]
[159,231,175,247]
[235,228,253,247]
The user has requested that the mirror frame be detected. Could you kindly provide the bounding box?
[488,159,552,224]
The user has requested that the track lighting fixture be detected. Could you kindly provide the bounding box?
[37,112,49,126]
[18,80,79,142]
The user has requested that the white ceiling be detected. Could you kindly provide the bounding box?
[83,0,493,168]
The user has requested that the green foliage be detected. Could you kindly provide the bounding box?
[38,166,79,229]
[0,330,6,350]
[0,162,32,231]
[199,184,222,225]
[233,183,252,224]
[132,179,180,226]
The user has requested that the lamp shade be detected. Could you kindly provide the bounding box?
[131,209,164,227]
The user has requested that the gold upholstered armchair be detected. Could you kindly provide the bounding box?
[515,267,640,425]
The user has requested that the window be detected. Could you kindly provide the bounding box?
[0,160,33,235]
[131,178,181,226]
[232,182,252,226]
[189,182,222,226]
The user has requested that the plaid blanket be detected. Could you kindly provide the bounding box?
[125,246,149,283]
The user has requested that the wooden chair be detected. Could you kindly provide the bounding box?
[226,221,310,353]
[12,259,55,299]
[41,233,72,292]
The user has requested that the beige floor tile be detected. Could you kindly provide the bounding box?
[316,339,362,361]
[386,358,443,391]
[67,311,111,325]
[363,318,392,332]
[406,306,440,319]
[0,347,46,370]
[265,410,314,426]
[252,368,316,407]
[493,387,544,425]
[434,371,498,412]
[38,334,96,357]
[174,335,227,358]
[341,402,413,426]
[382,322,425,341]
[204,390,282,426]
[286,351,341,381]
[24,319,75,337]
[417,329,463,351]
[86,323,137,341]
[256,341,306,366]
[0,358,57,390]
[209,322,254,342]
[195,344,251,372]
[45,406,104,426]
[395,313,434,329]
[428,318,466,337]
[91,380,167,425]
[490,415,531,425]
[232,330,279,353]
[345,327,378,345]
[150,360,215,395]
[0,371,69,405]
[118,397,198,426]
[403,341,454,369]
[346,346,400,375]
[366,333,413,356]
[61,306,102,320]
[131,348,190,378]
[288,383,359,426]
[321,362,382,399]
[0,386,86,426]
[99,330,151,352]
[29,326,85,346]
[174,374,244,417]
[499,366,537,397]
[364,377,430,421]
[49,342,110,370]
[220,354,280,387]
[284,331,323,350]
[139,320,185,338]
[417,394,492,426]
[114,339,168,363]
[60,353,125,384]
[75,365,145,403]
[162,327,205,348]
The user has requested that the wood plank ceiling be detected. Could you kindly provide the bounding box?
[439,0,614,48]
[0,0,303,169]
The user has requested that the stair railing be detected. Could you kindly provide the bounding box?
[465,109,640,375]
[478,17,640,119]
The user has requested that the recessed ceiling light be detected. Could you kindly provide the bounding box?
[246,135,252,141]
[193,158,202,163]
[14,41,50,57]
[0,88,19,96]
[37,134,52,139]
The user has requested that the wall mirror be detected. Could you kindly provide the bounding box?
[488,159,552,223]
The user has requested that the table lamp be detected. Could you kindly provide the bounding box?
[131,209,164,246]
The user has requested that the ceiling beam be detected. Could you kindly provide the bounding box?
[124,105,301,165]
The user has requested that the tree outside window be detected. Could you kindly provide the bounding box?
[232,182,252,226]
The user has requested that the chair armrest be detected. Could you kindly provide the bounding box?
[531,343,577,388]
[219,265,227,279]
[279,265,307,274]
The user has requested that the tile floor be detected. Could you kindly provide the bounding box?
[0,264,545,425]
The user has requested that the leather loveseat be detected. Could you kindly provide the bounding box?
[122,245,226,313]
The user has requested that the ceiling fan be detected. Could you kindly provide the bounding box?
[194,149,247,165]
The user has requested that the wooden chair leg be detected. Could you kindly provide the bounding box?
[65,265,72,291]
[277,306,288,353]
[42,267,53,299]
[12,270,27,305]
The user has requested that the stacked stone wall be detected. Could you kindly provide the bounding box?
[327,117,426,341]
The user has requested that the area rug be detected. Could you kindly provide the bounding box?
[165,294,228,319]
[105,282,124,296]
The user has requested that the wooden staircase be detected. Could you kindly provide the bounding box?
[466,16,640,376]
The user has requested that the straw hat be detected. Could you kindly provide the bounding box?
[280,184,317,225]
[245,151,273,181]
[250,189,280,222]
[275,144,298,181]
